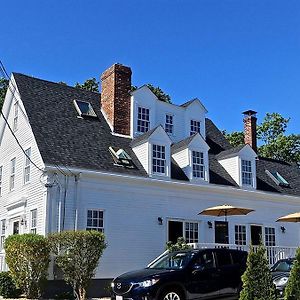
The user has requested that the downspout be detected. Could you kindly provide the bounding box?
[74,173,81,230]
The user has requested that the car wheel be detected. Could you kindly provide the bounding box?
[160,289,184,300]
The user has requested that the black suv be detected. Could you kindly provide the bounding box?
[111,248,247,300]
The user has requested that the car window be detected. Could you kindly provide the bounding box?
[216,251,232,267]
[149,252,193,270]
[272,261,294,272]
[193,251,215,269]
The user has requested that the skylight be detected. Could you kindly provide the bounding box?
[109,147,135,169]
[73,100,97,117]
[265,170,290,187]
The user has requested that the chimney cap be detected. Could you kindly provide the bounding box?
[242,109,257,116]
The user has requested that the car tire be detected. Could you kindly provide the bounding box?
[159,288,185,300]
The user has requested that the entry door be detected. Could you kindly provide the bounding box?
[13,221,20,235]
[251,225,262,245]
[215,221,229,244]
[168,220,183,243]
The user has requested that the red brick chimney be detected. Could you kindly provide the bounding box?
[243,110,257,152]
[100,63,132,136]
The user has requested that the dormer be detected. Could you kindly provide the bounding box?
[216,144,257,189]
[131,125,172,178]
[172,133,210,183]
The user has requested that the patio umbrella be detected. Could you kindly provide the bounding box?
[276,212,300,223]
[198,204,254,221]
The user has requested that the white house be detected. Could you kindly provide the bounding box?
[0,63,300,293]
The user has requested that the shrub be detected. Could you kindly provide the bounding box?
[284,248,300,300]
[48,230,107,300]
[4,234,50,298]
[166,237,192,252]
[0,272,20,298]
[239,244,277,300]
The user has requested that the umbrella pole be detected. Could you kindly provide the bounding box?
[225,210,227,222]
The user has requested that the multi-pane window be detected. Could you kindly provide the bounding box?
[235,225,246,245]
[152,145,166,174]
[0,220,5,250]
[137,107,150,133]
[190,120,200,136]
[9,158,16,191]
[13,101,19,131]
[165,114,173,135]
[30,209,37,234]
[86,210,104,232]
[265,227,276,246]
[242,160,252,186]
[185,222,199,243]
[0,166,2,197]
[192,151,205,179]
[24,148,31,184]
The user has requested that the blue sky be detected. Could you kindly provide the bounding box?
[1,0,300,133]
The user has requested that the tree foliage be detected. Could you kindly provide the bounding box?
[166,237,192,252]
[0,77,9,111]
[239,244,277,300]
[4,234,50,298]
[48,230,107,300]
[284,248,300,300]
[75,78,99,92]
[224,112,300,163]
[131,84,171,103]
[0,272,20,298]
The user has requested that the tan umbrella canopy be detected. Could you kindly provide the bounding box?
[276,212,300,223]
[198,204,255,221]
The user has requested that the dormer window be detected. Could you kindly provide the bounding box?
[190,120,200,136]
[152,144,166,175]
[137,107,150,133]
[13,101,19,131]
[165,114,173,135]
[242,160,252,186]
[192,151,205,179]
[109,147,135,169]
[73,100,97,117]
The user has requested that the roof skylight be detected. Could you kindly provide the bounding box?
[265,170,290,187]
[73,100,97,118]
[109,147,135,169]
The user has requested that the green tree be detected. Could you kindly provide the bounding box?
[131,84,171,103]
[4,234,50,298]
[75,78,99,92]
[239,244,277,300]
[0,77,9,111]
[224,112,300,163]
[284,248,300,300]
[48,230,107,300]
[166,237,192,252]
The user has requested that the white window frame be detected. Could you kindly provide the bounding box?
[13,101,19,132]
[190,120,200,136]
[168,219,199,244]
[165,114,174,135]
[24,148,31,184]
[30,209,37,234]
[265,227,276,247]
[86,209,104,232]
[0,166,2,197]
[152,144,166,175]
[137,106,150,133]
[241,159,252,186]
[235,224,246,245]
[185,221,199,243]
[9,158,16,191]
[0,220,5,250]
[192,151,205,179]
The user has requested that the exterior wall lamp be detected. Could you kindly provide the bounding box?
[158,217,163,225]
[280,226,286,233]
[207,221,213,229]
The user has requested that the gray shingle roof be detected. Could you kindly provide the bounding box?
[215,145,246,160]
[171,133,198,154]
[13,73,300,196]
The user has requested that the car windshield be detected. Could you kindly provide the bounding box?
[272,260,294,272]
[148,252,193,270]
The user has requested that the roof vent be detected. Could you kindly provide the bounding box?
[265,170,290,187]
[73,100,97,118]
[109,147,135,169]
